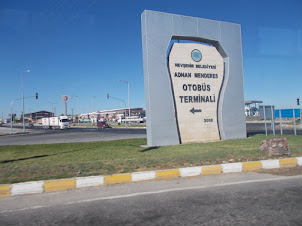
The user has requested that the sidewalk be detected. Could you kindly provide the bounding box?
[0,127,24,135]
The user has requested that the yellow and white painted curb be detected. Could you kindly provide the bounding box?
[282,124,302,129]
[1,157,302,198]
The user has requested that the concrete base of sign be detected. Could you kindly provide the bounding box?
[141,10,246,146]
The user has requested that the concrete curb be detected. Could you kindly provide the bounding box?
[1,157,302,198]
[222,162,243,173]
[281,124,302,129]
[261,159,280,169]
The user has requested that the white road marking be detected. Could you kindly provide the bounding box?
[1,175,302,214]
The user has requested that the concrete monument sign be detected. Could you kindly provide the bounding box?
[141,10,246,146]
[168,43,224,143]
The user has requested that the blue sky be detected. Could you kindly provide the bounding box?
[0,0,301,117]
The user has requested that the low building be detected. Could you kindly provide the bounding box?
[245,100,263,116]
[79,108,146,122]
[98,108,145,118]
[24,111,54,121]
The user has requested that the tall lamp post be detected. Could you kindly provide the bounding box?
[118,80,130,126]
[22,69,30,132]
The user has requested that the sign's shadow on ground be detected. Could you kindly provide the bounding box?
[140,146,159,152]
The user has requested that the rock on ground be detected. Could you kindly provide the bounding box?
[259,136,291,156]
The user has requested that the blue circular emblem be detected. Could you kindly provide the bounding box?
[191,49,202,62]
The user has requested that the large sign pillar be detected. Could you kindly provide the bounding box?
[141,10,246,146]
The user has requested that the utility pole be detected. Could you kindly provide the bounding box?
[21,69,30,132]
[299,97,302,125]
[12,94,38,133]
[117,80,130,126]
[11,101,14,134]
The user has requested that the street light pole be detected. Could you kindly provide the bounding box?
[128,82,130,125]
[118,80,130,126]
[11,100,14,134]
[12,95,37,134]
[22,69,30,132]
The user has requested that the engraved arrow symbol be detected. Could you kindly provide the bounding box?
[190,108,202,114]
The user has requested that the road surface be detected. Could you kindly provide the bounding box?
[0,123,301,146]
[0,127,146,146]
[1,171,301,225]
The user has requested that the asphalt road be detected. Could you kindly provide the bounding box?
[1,172,302,225]
[0,123,301,146]
[0,126,146,146]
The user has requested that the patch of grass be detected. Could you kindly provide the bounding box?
[0,134,301,184]
[294,119,301,125]
[287,119,301,125]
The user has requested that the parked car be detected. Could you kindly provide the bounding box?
[97,121,110,129]
[27,123,34,128]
